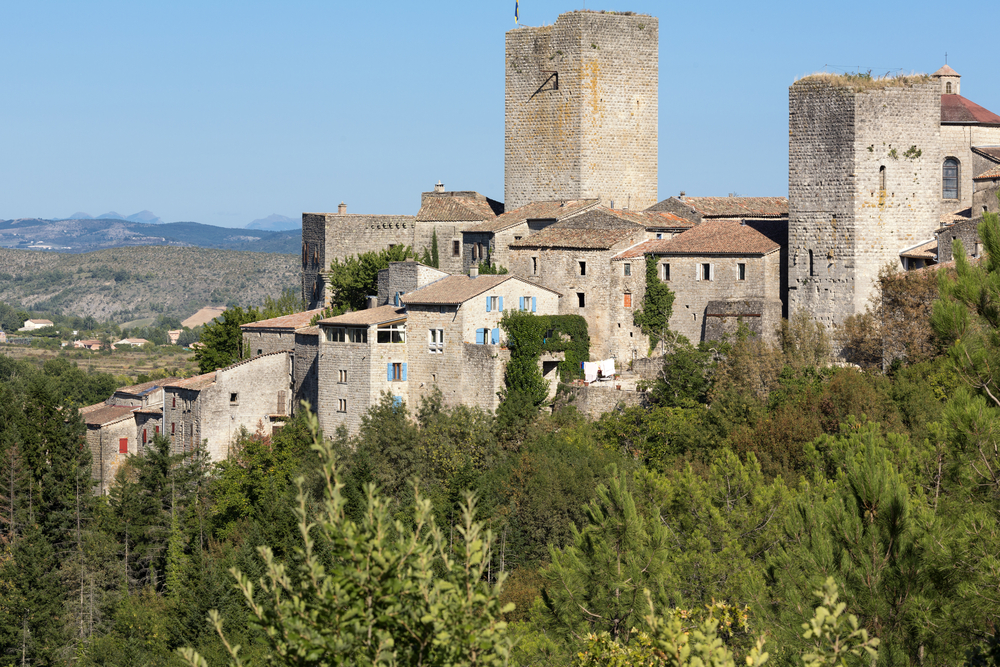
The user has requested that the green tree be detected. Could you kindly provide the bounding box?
[326,245,413,315]
[499,310,549,408]
[194,306,260,373]
[931,205,1000,405]
[179,413,513,667]
[633,254,675,354]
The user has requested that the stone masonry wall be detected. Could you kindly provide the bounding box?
[562,385,645,420]
[704,298,783,345]
[243,329,295,358]
[940,125,1000,218]
[88,417,136,494]
[377,262,449,307]
[608,256,649,363]
[789,79,941,329]
[648,252,779,344]
[505,12,658,211]
[461,343,509,414]
[199,352,292,462]
[936,217,983,263]
[317,336,373,437]
[294,331,319,414]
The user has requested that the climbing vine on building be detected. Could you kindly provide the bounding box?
[542,314,589,381]
[633,254,675,353]
[500,311,590,397]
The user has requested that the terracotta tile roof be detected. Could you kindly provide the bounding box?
[319,305,406,326]
[508,208,646,249]
[465,199,600,233]
[939,207,973,226]
[975,165,1000,180]
[910,255,982,275]
[972,146,1000,162]
[400,275,509,305]
[241,309,325,330]
[415,193,501,222]
[606,209,695,229]
[26,319,54,325]
[115,378,178,397]
[614,219,780,258]
[941,95,1000,126]
[932,64,960,78]
[82,404,135,427]
[295,325,320,336]
[134,407,163,415]
[900,240,938,260]
[677,196,788,218]
[164,372,217,391]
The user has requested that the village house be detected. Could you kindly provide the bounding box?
[162,351,292,462]
[316,264,561,435]
[74,339,103,351]
[19,318,54,331]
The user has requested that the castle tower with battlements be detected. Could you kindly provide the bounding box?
[504,11,658,212]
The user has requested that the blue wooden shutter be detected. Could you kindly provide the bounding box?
[491,328,500,344]
[476,329,485,344]
[486,297,491,312]
[401,363,407,381]
[393,396,402,408]
[499,296,504,311]
[387,364,393,381]
[531,296,537,312]
[519,297,525,311]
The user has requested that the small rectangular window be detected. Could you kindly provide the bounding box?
[377,323,405,343]
[452,240,460,256]
[514,235,522,241]
[392,362,403,381]
[702,263,712,281]
[662,263,670,281]
[577,292,586,308]
[490,296,499,311]
[119,438,128,454]
[172,395,176,408]
[338,399,347,413]
[531,257,538,275]
[623,263,631,276]
[230,392,238,404]
[326,327,346,343]
[737,263,746,281]
[429,328,444,353]
[656,233,663,239]
[348,328,367,343]
[171,422,176,435]
[624,293,632,308]
[579,261,587,276]
[338,369,347,383]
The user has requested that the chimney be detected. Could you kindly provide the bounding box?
[679,190,685,197]
[469,266,478,278]
[366,295,378,309]
[434,181,445,193]
[338,202,347,215]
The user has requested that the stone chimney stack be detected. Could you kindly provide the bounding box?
[469,266,478,278]
[434,181,445,193]
[338,202,347,215]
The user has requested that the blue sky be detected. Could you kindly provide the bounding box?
[2,0,995,228]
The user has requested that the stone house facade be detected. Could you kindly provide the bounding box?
[507,208,647,359]
[316,270,560,436]
[504,11,658,212]
[163,351,292,463]
[241,309,324,359]
[612,219,783,347]
[82,403,138,495]
[377,261,449,306]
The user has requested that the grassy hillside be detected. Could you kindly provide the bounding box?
[0,246,300,323]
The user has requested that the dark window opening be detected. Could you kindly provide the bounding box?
[738,263,746,281]
[391,362,403,381]
[624,263,631,276]
[879,165,886,192]
[809,250,816,277]
[943,158,959,199]
[452,240,460,256]
[531,257,538,275]
[230,392,238,404]
[577,292,586,308]
[946,82,953,94]
[579,261,587,276]
[662,263,670,281]
[701,263,711,280]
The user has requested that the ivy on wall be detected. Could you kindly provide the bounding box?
[500,311,591,400]
[542,315,589,381]
[633,254,675,353]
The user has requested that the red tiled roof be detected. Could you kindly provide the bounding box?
[415,193,501,222]
[400,274,561,305]
[319,305,407,326]
[972,146,1000,162]
[465,199,600,233]
[681,196,788,218]
[932,65,960,78]
[941,95,1000,126]
[510,226,643,250]
[295,325,320,336]
[241,309,325,330]
[607,209,695,229]
[164,372,217,391]
[900,240,937,260]
[975,166,1000,180]
[614,219,780,258]
[115,378,178,396]
[82,404,135,427]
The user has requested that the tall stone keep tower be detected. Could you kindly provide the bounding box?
[504,11,658,212]
[788,75,942,327]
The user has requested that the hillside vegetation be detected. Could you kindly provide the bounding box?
[0,246,299,323]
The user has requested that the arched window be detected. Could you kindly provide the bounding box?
[943,158,959,199]
[946,82,953,94]
[879,165,886,192]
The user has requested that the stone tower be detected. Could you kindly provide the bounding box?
[788,74,942,327]
[504,11,658,212]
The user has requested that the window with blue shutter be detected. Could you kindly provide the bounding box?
[499,296,503,311]
[519,297,525,311]
[486,297,491,312]
[387,364,393,381]
[491,328,500,344]
[393,396,402,409]
[476,329,485,345]
[531,297,537,312]
[401,363,407,381]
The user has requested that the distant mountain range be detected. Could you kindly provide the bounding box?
[61,210,301,230]
[0,217,301,255]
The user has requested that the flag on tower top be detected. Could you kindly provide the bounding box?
[514,0,519,24]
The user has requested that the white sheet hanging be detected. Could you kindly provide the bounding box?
[583,361,599,383]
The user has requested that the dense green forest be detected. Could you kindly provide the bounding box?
[2,217,1000,666]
